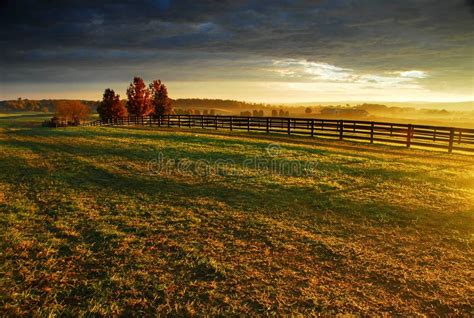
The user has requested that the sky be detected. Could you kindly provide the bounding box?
[0,0,473,103]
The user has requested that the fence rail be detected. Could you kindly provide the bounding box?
[80,115,474,154]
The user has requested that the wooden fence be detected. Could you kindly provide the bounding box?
[80,115,474,154]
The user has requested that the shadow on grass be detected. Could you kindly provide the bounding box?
[2,124,473,316]
[1,135,470,234]
[5,127,465,183]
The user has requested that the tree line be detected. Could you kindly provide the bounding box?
[97,77,172,121]
[45,77,173,126]
[0,98,97,113]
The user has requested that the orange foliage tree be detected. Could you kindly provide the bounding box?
[55,100,90,125]
[149,80,172,117]
[97,88,127,121]
[126,77,153,116]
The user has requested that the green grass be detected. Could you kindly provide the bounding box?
[0,114,473,316]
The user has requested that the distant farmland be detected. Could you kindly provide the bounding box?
[0,114,473,316]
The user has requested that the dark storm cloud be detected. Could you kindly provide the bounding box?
[0,0,472,91]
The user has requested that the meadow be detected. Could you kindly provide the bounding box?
[0,114,473,316]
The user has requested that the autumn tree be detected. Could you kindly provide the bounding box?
[149,79,172,117]
[305,107,312,114]
[126,77,153,116]
[97,88,127,121]
[55,100,91,125]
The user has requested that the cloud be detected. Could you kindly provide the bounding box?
[397,70,428,79]
[0,0,472,99]
[273,59,355,82]
[271,59,427,91]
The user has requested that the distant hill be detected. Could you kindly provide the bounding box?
[0,99,99,113]
[0,98,270,113]
[171,98,270,110]
[282,101,474,112]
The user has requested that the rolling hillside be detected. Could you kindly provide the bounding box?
[0,114,473,316]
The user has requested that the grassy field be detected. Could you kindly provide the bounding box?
[0,114,473,316]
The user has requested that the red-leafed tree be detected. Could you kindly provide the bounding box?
[126,77,153,116]
[55,100,90,125]
[97,88,127,121]
[149,79,172,116]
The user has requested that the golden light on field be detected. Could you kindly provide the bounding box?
[1,0,474,314]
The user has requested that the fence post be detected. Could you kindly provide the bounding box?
[370,122,374,144]
[178,115,181,128]
[168,115,170,127]
[247,117,250,132]
[287,118,291,135]
[311,119,314,137]
[201,115,204,129]
[339,120,344,140]
[448,128,454,153]
[189,115,192,128]
[230,116,233,131]
[266,118,270,133]
[215,115,218,129]
[406,124,412,148]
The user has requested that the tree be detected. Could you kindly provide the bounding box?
[97,88,127,121]
[271,109,278,117]
[149,79,172,117]
[126,77,152,116]
[305,107,312,114]
[55,100,90,125]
